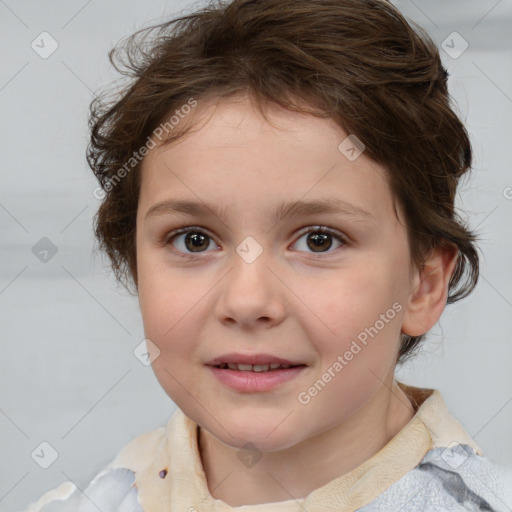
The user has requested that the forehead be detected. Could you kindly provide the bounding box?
[138,96,397,223]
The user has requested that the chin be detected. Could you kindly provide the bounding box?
[201,413,306,453]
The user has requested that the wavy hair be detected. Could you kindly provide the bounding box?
[87,0,480,363]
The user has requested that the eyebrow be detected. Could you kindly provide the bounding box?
[144,197,375,225]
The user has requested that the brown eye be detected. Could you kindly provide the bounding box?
[167,227,218,257]
[184,231,210,252]
[292,227,346,255]
[307,232,333,252]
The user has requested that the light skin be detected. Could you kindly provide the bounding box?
[135,94,458,506]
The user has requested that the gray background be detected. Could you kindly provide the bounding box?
[1,0,511,510]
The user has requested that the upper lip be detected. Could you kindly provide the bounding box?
[206,353,305,366]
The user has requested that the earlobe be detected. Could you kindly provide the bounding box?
[401,244,459,337]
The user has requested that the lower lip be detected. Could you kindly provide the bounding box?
[207,365,306,392]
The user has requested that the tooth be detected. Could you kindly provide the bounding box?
[280,364,290,369]
[227,363,238,370]
[252,364,270,372]
[237,364,253,371]
[269,363,281,369]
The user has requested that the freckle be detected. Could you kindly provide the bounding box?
[159,468,168,478]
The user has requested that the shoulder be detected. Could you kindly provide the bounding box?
[22,468,141,512]
[21,425,167,512]
[362,384,512,510]
[418,444,512,508]
[362,444,512,511]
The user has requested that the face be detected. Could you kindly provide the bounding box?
[136,95,416,452]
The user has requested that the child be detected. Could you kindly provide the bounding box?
[24,0,512,510]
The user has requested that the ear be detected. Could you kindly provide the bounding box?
[401,244,459,337]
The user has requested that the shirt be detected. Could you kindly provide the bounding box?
[22,382,512,511]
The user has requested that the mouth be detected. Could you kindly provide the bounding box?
[206,354,307,392]
[212,362,305,372]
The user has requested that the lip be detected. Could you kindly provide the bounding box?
[207,365,306,392]
[206,353,304,366]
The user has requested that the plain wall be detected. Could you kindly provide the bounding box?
[1,0,511,510]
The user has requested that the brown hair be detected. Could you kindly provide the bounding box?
[87,0,480,363]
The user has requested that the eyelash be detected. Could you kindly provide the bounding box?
[163,225,349,260]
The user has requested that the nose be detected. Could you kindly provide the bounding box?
[214,248,287,329]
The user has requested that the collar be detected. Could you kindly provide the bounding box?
[108,383,481,511]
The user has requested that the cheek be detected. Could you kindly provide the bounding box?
[139,282,199,348]
[294,264,390,331]
[137,264,207,401]
[137,252,200,352]
[294,263,403,368]
[137,238,188,313]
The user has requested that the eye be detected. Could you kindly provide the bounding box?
[165,227,219,258]
[164,225,348,259]
[291,226,347,255]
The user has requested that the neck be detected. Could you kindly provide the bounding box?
[198,379,416,506]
